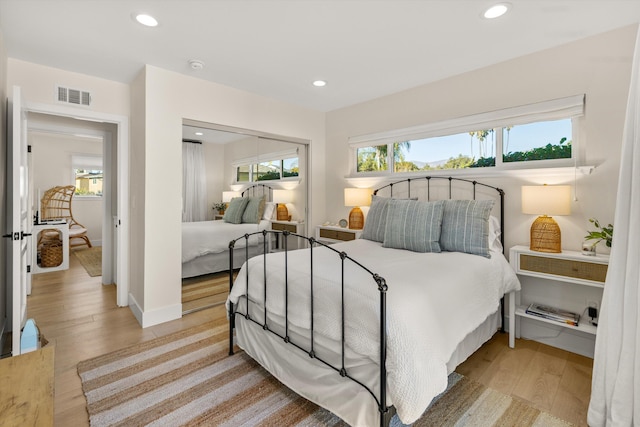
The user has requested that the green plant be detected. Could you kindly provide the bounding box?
[584,218,613,248]
[212,202,226,212]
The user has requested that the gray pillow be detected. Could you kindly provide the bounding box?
[362,195,418,243]
[382,199,444,253]
[223,197,249,224]
[242,196,266,224]
[362,195,388,242]
[440,199,495,258]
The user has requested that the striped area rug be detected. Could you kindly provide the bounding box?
[77,320,574,427]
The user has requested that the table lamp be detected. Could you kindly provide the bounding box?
[344,188,373,230]
[522,185,571,253]
[273,189,293,221]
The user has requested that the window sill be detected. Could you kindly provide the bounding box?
[345,165,595,187]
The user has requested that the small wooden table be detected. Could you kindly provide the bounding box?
[0,345,55,426]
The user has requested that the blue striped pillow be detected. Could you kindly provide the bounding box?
[223,197,249,224]
[440,199,495,258]
[362,195,388,242]
[382,199,444,253]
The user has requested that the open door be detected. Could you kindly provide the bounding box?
[5,85,31,356]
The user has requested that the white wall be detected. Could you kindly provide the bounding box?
[131,65,326,326]
[325,25,638,356]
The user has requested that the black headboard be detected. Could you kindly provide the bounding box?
[241,184,273,201]
[373,176,505,251]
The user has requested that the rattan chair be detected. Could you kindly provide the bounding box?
[40,185,92,249]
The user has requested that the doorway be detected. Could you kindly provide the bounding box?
[24,101,129,307]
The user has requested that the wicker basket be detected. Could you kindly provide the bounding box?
[40,240,63,267]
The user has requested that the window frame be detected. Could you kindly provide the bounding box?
[233,150,300,184]
[71,154,104,199]
[349,95,583,177]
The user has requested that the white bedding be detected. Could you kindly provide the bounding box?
[181,219,269,264]
[227,238,520,425]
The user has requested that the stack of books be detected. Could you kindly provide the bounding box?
[525,302,580,326]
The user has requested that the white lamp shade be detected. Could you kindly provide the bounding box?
[273,189,293,204]
[344,188,373,207]
[522,185,571,216]
[222,191,241,202]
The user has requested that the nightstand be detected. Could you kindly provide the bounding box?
[214,214,224,220]
[315,225,362,244]
[270,220,301,250]
[508,245,609,349]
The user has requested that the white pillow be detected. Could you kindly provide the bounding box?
[263,202,276,220]
[489,215,503,253]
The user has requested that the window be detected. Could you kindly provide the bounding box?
[234,154,299,182]
[72,155,103,197]
[350,95,583,175]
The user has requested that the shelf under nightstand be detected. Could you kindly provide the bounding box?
[508,245,609,350]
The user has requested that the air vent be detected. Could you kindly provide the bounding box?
[55,85,91,106]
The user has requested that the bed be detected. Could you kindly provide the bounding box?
[226,177,521,426]
[181,184,276,278]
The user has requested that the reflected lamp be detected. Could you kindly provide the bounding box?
[522,185,571,253]
[273,189,293,221]
[344,188,373,230]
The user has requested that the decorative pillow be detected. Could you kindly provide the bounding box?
[223,197,249,224]
[263,202,276,220]
[362,195,388,242]
[382,199,444,253]
[242,196,266,224]
[362,195,418,243]
[440,199,495,258]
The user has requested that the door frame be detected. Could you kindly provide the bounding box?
[26,101,130,307]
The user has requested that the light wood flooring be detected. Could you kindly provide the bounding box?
[28,256,591,427]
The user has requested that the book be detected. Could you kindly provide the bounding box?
[526,302,580,326]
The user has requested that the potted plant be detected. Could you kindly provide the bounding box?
[213,202,227,215]
[583,218,613,255]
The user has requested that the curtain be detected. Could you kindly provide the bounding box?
[588,27,640,427]
[182,142,207,222]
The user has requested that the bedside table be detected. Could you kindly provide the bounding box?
[213,214,224,220]
[508,245,609,349]
[270,220,301,250]
[315,225,362,244]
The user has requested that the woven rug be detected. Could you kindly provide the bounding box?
[73,247,102,277]
[77,320,574,427]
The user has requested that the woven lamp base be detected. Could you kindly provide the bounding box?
[276,203,289,221]
[530,215,562,253]
[349,206,364,230]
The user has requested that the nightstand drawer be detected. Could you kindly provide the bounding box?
[318,228,356,241]
[271,222,296,233]
[520,254,608,283]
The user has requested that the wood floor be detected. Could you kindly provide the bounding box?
[28,255,591,427]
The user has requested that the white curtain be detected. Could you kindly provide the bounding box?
[588,26,640,427]
[182,142,207,222]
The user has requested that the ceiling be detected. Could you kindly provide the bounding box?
[1,1,640,112]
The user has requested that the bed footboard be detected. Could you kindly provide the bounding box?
[227,230,394,427]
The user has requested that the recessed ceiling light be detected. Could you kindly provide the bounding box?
[312,80,327,87]
[135,13,158,27]
[483,3,510,19]
[195,132,204,136]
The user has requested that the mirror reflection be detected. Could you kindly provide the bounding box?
[180,123,308,292]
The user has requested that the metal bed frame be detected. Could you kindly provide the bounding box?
[227,176,505,427]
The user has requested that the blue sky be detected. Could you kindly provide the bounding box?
[400,119,571,163]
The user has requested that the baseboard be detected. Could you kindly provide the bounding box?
[128,294,182,328]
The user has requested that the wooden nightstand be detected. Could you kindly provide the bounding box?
[315,225,362,244]
[508,245,609,349]
[213,214,224,220]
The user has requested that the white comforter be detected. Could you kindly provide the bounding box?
[181,220,269,263]
[226,238,520,424]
